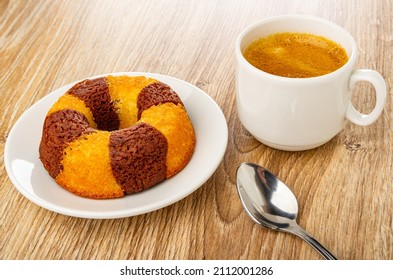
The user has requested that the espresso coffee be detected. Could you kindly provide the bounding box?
[243,32,348,78]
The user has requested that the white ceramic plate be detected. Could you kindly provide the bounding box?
[4,72,228,219]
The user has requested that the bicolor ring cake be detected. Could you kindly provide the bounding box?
[39,75,196,199]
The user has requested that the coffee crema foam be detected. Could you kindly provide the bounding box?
[243,32,348,78]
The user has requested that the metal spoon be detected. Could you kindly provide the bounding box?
[236,162,337,260]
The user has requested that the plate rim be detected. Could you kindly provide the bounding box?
[4,72,228,219]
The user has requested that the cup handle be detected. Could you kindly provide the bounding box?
[346,69,387,126]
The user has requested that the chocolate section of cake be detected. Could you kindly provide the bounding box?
[39,109,93,178]
[137,82,183,119]
[68,77,120,131]
[109,123,168,194]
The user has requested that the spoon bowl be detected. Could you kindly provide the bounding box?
[236,162,337,260]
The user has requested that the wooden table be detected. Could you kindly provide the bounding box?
[1,0,392,260]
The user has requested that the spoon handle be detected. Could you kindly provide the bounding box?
[293,226,337,260]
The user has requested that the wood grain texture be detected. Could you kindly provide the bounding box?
[0,0,392,260]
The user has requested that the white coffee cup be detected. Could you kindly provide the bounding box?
[235,15,387,151]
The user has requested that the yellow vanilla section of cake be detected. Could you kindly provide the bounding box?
[139,103,196,178]
[106,75,158,128]
[48,93,96,128]
[243,32,348,78]
[56,131,124,198]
